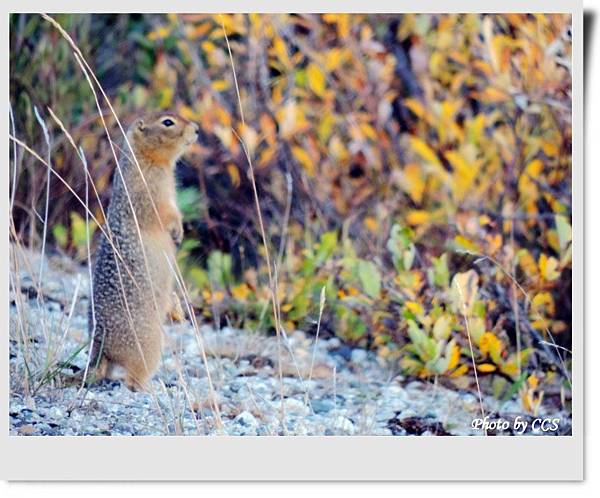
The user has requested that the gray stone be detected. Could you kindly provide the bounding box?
[234,410,258,428]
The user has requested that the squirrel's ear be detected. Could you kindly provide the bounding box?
[135,118,146,132]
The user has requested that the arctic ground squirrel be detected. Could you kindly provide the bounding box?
[87,112,199,391]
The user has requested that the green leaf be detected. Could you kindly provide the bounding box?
[70,212,96,250]
[433,314,452,341]
[407,319,429,357]
[316,230,338,265]
[176,187,203,222]
[386,224,415,271]
[188,267,209,289]
[207,250,233,288]
[358,259,381,299]
[501,371,529,404]
[52,223,68,248]
[555,215,572,252]
[335,305,367,341]
[430,253,450,288]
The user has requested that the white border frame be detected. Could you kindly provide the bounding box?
[1,0,583,481]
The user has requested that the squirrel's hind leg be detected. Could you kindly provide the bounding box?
[122,341,161,392]
[83,354,109,386]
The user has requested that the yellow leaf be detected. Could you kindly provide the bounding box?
[406,210,430,226]
[454,235,479,253]
[479,332,503,364]
[467,114,486,144]
[518,249,539,277]
[359,123,378,141]
[404,98,425,119]
[409,136,441,167]
[500,362,519,378]
[186,22,212,40]
[158,87,174,108]
[325,48,348,71]
[347,286,360,296]
[479,87,510,103]
[450,364,469,378]
[179,105,201,122]
[405,301,424,316]
[148,26,171,41]
[447,343,461,370]
[451,269,479,315]
[318,113,335,143]
[201,40,217,54]
[527,374,539,389]
[477,363,497,373]
[273,37,290,68]
[363,216,378,233]
[525,159,544,178]
[402,164,425,204]
[307,62,326,98]
[226,163,241,188]
[257,147,277,169]
[542,141,559,156]
[539,254,560,281]
[323,13,350,38]
[532,292,555,315]
[292,146,315,176]
[211,79,230,92]
[231,283,250,301]
[446,150,477,201]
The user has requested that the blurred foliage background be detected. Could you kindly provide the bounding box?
[9,13,573,412]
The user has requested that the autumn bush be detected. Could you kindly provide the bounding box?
[10,13,572,410]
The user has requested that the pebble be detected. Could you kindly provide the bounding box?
[331,415,355,435]
[350,349,368,364]
[234,411,258,428]
[284,397,309,416]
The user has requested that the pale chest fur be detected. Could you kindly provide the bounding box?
[128,164,179,232]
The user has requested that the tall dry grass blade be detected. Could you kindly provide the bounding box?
[305,285,326,408]
[455,280,487,436]
[32,107,51,289]
[9,103,18,213]
[70,148,98,404]
[164,253,223,429]
[221,16,286,432]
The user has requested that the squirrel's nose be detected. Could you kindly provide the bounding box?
[193,122,200,135]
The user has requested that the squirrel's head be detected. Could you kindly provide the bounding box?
[128,112,199,167]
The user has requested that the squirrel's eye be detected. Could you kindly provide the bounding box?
[161,118,175,127]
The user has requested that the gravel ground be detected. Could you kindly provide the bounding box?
[9,247,571,436]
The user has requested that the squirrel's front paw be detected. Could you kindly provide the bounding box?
[169,220,184,248]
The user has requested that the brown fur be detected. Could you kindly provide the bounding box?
[87,112,198,391]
